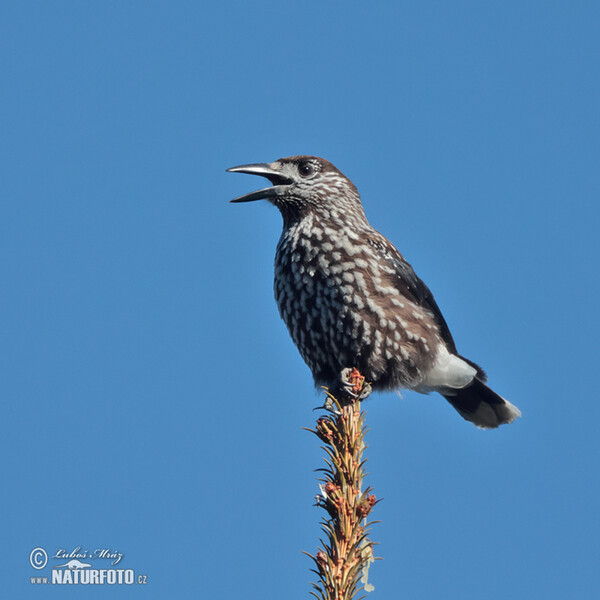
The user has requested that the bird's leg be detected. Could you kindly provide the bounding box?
[336,367,372,403]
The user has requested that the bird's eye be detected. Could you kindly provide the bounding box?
[298,162,314,178]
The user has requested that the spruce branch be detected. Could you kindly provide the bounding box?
[306,368,380,600]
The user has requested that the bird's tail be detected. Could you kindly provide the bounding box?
[442,378,521,429]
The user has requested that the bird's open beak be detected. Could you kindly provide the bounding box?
[227,162,293,203]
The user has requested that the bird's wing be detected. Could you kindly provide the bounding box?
[366,234,488,381]
[366,235,458,353]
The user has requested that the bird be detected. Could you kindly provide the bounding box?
[227,156,521,428]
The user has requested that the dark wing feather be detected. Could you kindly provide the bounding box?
[367,235,487,381]
[366,236,457,352]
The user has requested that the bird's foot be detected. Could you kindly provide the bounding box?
[335,367,372,403]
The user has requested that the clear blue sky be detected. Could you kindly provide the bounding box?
[2,2,599,598]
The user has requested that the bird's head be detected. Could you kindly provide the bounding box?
[227,156,365,226]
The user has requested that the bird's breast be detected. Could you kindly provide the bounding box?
[273,221,441,388]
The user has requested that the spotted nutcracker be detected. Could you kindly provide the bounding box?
[228,156,521,428]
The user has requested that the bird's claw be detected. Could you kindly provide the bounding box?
[336,367,372,402]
